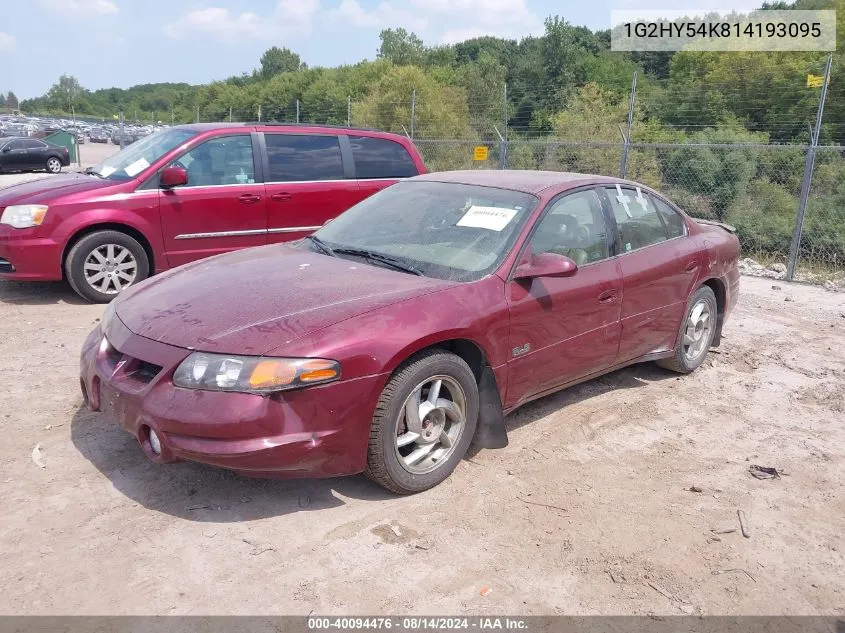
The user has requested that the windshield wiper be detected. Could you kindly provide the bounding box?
[332,247,423,276]
[305,235,335,257]
[84,166,104,178]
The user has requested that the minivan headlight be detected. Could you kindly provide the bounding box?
[173,353,340,394]
[0,205,49,229]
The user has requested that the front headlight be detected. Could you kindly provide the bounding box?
[0,205,49,229]
[173,353,340,394]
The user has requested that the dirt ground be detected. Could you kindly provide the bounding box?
[1,267,844,614]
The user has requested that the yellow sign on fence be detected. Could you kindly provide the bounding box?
[473,146,489,161]
[807,74,827,88]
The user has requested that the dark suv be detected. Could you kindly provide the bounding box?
[0,123,427,302]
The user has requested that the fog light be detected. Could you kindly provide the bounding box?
[149,429,162,455]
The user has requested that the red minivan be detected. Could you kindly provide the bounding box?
[0,123,426,302]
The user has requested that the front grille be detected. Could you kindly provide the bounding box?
[133,360,163,384]
[104,339,163,384]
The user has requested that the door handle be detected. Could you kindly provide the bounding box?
[270,192,292,202]
[238,194,262,204]
[598,290,618,304]
[684,260,699,274]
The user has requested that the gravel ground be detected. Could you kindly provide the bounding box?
[0,274,843,615]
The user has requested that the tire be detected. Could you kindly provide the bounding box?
[65,230,150,303]
[46,157,62,173]
[365,350,479,494]
[657,285,718,374]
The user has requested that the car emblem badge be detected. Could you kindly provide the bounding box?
[512,344,530,357]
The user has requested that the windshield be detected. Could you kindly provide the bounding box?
[89,128,197,181]
[308,181,538,282]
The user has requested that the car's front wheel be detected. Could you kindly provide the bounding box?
[365,350,479,494]
[46,157,62,173]
[65,230,150,303]
[658,285,718,374]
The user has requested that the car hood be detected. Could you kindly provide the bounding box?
[116,245,456,355]
[0,173,118,206]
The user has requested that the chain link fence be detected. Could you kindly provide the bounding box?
[22,62,844,287]
[413,137,845,287]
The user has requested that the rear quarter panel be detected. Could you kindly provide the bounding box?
[691,220,741,317]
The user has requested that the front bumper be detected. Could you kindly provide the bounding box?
[0,225,63,281]
[79,315,387,478]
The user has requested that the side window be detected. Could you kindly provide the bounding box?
[529,189,609,266]
[651,195,686,238]
[349,136,418,179]
[264,134,344,182]
[24,140,45,149]
[8,140,25,150]
[604,186,669,253]
[174,135,255,188]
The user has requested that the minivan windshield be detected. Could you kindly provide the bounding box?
[88,128,197,181]
[307,181,538,282]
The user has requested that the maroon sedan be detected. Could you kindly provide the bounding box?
[79,171,740,494]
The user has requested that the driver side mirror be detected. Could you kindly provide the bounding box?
[514,252,578,281]
[160,166,188,188]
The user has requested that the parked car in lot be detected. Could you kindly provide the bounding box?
[0,123,426,301]
[79,170,740,494]
[89,128,110,143]
[0,136,70,174]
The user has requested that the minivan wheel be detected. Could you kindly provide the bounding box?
[65,230,150,303]
[365,350,479,494]
[46,157,62,173]
[658,285,718,374]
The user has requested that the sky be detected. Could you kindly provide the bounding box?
[0,0,765,100]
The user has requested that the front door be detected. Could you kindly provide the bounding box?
[505,188,623,408]
[158,134,267,268]
[262,133,361,243]
[600,185,701,362]
[3,139,30,170]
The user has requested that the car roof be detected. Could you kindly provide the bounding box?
[174,122,383,134]
[410,170,625,194]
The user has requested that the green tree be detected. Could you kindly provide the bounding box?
[0,93,6,107]
[259,47,304,78]
[377,28,425,66]
[352,65,472,143]
[460,51,507,136]
[6,91,19,109]
[47,75,85,112]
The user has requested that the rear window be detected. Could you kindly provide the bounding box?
[349,135,418,179]
[264,134,345,182]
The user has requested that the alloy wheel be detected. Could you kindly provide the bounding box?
[682,299,713,362]
[394,375,467,475]
[83,244,138,295]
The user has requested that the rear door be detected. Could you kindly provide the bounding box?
[600,185,701,363]
[349,134,421,202]
[158,133,267,268]
[261,133,360,243]
[23,139,48,168]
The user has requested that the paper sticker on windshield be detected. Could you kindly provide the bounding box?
[99,166,116,177]
[124,157,150,177]
[456,206,518,232]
